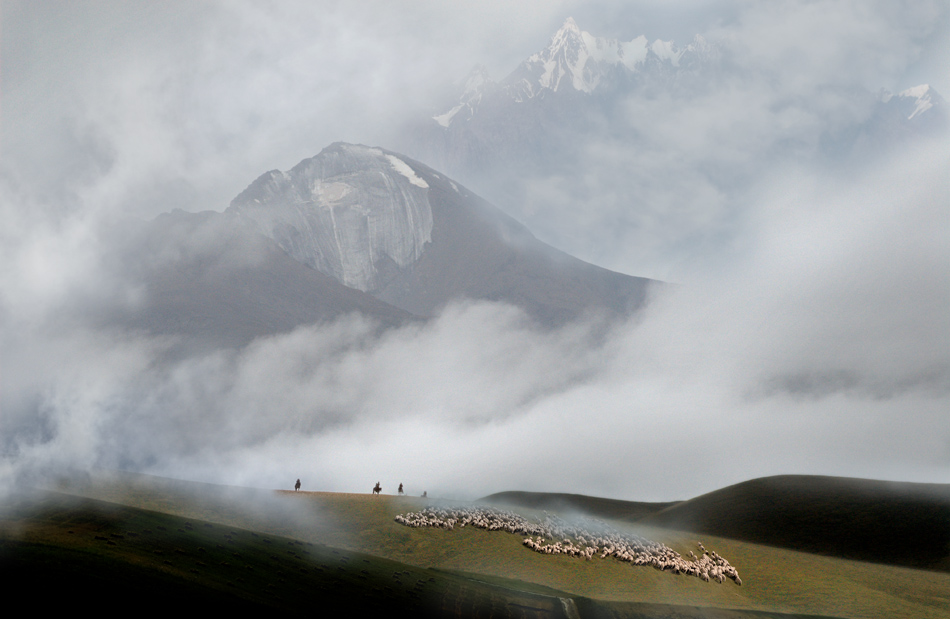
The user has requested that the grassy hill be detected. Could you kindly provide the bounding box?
[636,475,950,572]
[6,472,949,618]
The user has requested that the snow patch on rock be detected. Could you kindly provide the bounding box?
[387,155,429,188]
[434,105,463,127]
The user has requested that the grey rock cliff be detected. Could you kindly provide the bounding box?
[229,143,433,293]
[229,142,657,325]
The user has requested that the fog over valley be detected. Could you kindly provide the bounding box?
[1,0,948,502]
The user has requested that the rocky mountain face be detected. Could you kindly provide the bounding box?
[228,143,655,326]
[228,144,433,294]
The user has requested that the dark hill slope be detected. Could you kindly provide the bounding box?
[479,491,678,523]
[108,209,414,349]
[639,475,950,572]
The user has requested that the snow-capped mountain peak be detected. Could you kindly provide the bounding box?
[879,84,945,121]
[513,16,591,95]
[507,17,701,99]
[432,17,715,123]
[547,16,584,56]
[899,84,938,120]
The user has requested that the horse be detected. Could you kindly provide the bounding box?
[372,482,381,495]
[294,479,301,492]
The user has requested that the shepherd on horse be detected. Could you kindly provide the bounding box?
[372,481,382,495]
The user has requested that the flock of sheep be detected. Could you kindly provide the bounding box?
[394,505,741,586]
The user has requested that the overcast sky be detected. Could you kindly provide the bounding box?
[1,1,948,501]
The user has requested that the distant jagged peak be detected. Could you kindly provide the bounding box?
[899,83,935,99]
[880,84,945,121]
[881,83,941,103]
[431,17,717,125]
[898,84,944,119]
[546,16,585,54]
[509,17,711,97]
[559,15,581,34]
